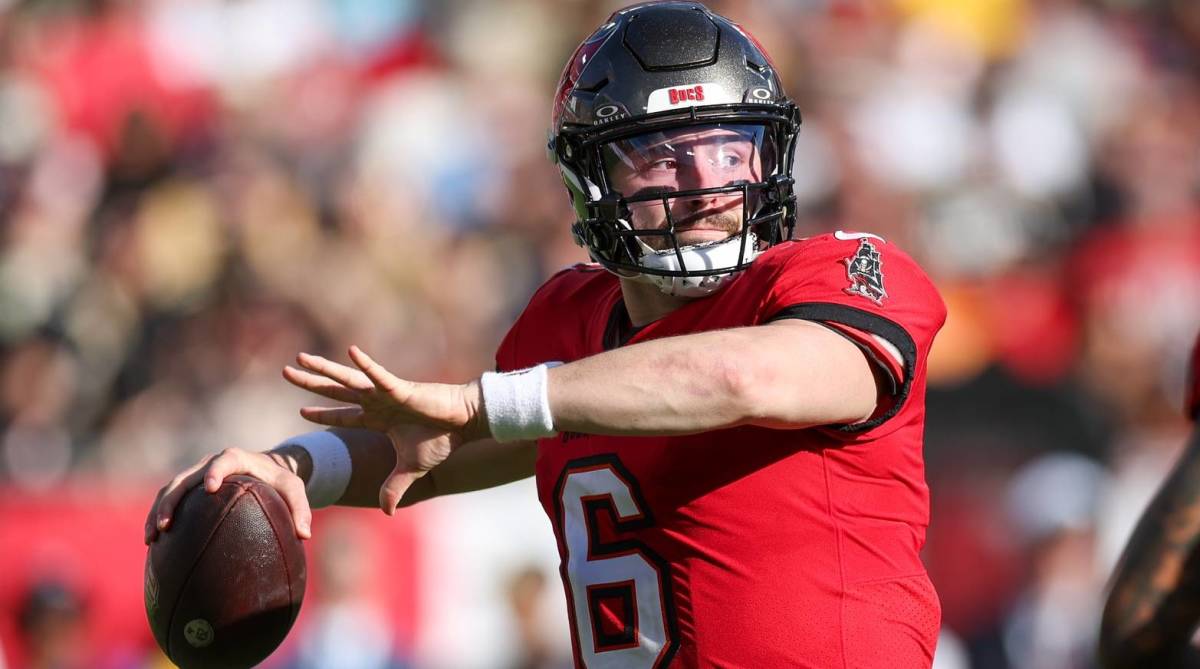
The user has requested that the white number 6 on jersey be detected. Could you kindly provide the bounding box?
[554,456,677,668]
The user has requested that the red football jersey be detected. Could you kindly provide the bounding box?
[1189,334,1200,421]
[495,233,947,668]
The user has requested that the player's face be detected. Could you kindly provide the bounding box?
[602,125,765,251]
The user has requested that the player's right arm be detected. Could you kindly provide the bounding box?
[143,430,535,544]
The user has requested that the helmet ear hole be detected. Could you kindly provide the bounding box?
[586,221,614,256]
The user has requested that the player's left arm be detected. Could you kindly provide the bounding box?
[1099,426,1200,669]
[286,320,877,441]
[273,324,873,516]
[518,237,938,436]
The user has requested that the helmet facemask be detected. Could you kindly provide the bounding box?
[565,117,797,296]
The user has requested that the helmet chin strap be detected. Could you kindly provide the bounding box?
[626,231,760,297]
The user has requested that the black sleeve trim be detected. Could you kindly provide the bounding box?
[766,302,918,434]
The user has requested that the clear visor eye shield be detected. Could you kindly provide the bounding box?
[572,120,796,278]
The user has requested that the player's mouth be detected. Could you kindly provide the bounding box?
[674,228,734,244]
[639,211,740,251]
[672,204,739,229]
[672,210,740,236]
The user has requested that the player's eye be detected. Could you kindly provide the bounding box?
[644,158,678,172]
[714,149,748,170]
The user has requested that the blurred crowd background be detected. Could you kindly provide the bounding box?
[0,0,1197,667]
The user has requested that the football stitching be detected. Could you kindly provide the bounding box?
[246,483,302,625]
[163,479,252,662]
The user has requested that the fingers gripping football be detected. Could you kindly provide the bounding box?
[144,448,313,546]
[145,454,215,544]
[204,448,313,538]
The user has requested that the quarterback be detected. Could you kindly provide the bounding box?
[146,3,946,667]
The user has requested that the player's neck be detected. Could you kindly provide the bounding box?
[619,278,698,327]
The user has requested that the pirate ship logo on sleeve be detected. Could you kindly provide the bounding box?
[843,239,887,305]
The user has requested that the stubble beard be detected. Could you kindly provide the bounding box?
[639,211,743,252]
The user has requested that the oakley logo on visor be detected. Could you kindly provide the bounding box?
[646,82,735,113]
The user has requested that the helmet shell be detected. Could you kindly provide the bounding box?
[552,2,787,131]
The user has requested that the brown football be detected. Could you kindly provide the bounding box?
[144,475,306,669]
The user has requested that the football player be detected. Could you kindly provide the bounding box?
[1099,333,1200,668]
[146,3,947,666]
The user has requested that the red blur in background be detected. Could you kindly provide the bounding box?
[0,485,419,668]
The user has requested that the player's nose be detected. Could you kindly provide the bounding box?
[677,162,732,214]
[678,158,727,192]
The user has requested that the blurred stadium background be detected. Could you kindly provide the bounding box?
[0,0,1197,667]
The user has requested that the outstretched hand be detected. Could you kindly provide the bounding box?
[283,346,483,434]
[282,346,489,513]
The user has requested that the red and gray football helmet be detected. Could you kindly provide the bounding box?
[549,1,800,296]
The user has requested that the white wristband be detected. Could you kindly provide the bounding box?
[480,363,560,443]
[279,431,352,509]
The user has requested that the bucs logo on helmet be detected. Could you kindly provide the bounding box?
[843,239,887,305]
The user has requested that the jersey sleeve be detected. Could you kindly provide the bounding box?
[1188,334,1200,421]
[758,233,946,434]
[495,282,558,373]
[494,310,527,373]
